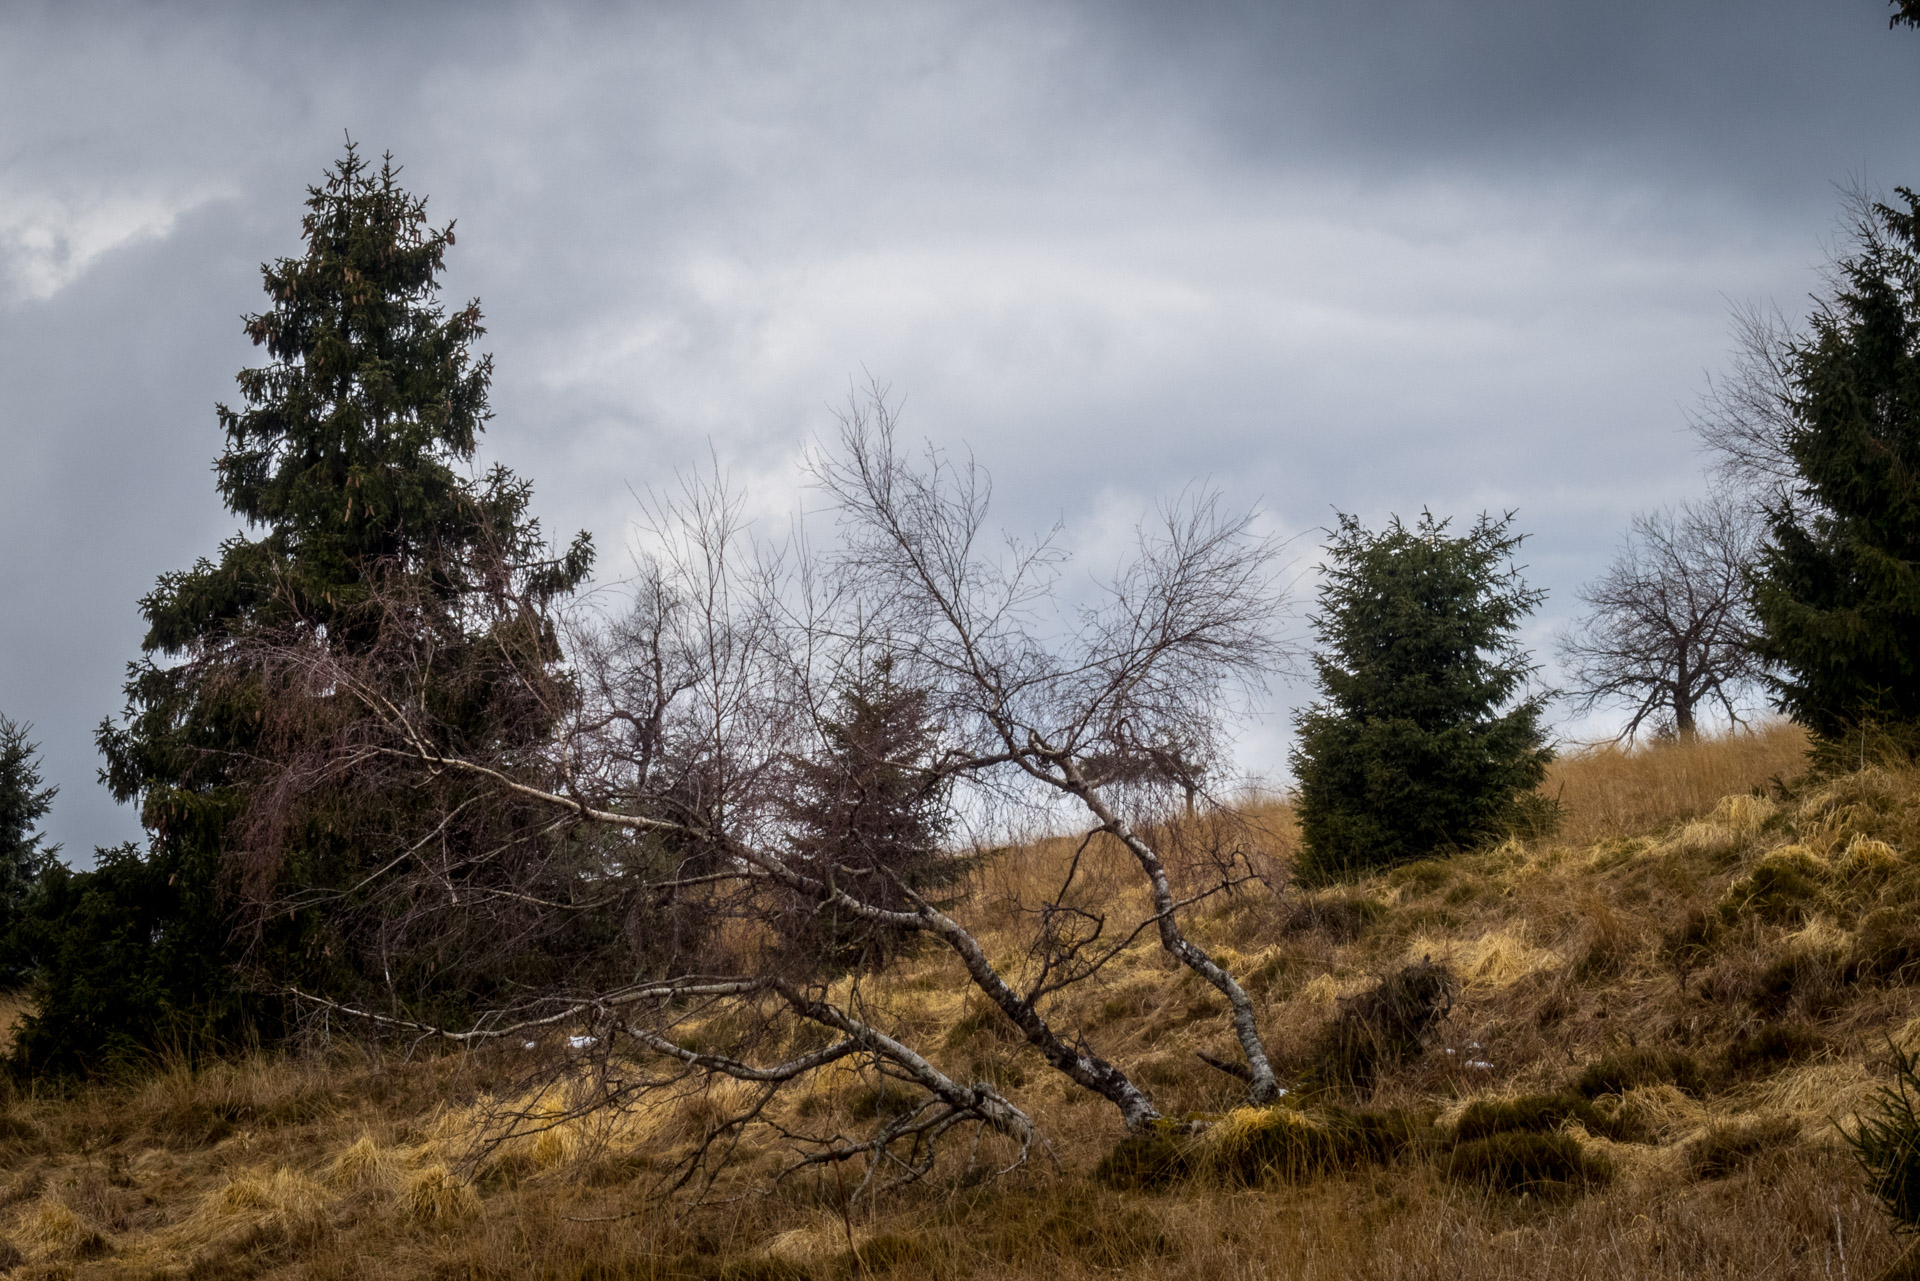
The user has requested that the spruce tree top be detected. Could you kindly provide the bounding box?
[105,143,589,815]
[1309,510,1545,728]
[142,143,588,656]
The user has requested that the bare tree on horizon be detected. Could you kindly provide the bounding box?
[1558,494,1767,742]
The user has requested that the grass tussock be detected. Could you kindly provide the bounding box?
[1444,1131,1613,1198]
[1096,1103,1428,1190]
[1576,1047,1707,1099]
[11,726,1920,1277]
[1453,1092,1644,1144]
[1684,1115,1802,1180]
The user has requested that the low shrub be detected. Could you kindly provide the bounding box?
[1444,1131,1612,1197]
[1684,1115,1800,1180]
[1576,1047,1705,1098]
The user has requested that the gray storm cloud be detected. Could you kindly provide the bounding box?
[1,0,1914,857]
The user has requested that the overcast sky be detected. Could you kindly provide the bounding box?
[3,1,1916,859]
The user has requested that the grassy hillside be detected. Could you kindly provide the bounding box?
[3,721,1916,1280]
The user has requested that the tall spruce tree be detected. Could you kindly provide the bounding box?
[17,146,590,1074]
[1749,190,1920,754]
[1291,511,1551,882]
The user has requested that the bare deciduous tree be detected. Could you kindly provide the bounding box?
[1690,301,1800,500]
[238,390,1301,1199]
[1557,495,1766,740]
[1690,187,1905,519]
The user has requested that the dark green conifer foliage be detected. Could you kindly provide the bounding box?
[780,658,958,973]
[1750,190,1920,754]
[1291,512,1551,882]
[0,717,57,985]
[17,146,590,1075]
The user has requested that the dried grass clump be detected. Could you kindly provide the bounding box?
[1753,928,1854,1016]
[1407,927,1559,990]
[16,1198,109,1261]
[1202,1105,1426,1185]
[203,1168,332,1246]
[1281,890,1386,941]
[1754,1060,1878,1133]
[1569,895,1638,978]
[1093,1125,1190,1191]
[1718,846,1832,925]
[326,1135,400,1192]
[134,1056,336,1148]
[1838,835,1902,880]
[1796,767,1905,845]
[1856,907,1920,981]
[1717,792,1780,841]
[668,1077,762,1145]
[405,1163,482,1223]
[1305,959,1455,1089]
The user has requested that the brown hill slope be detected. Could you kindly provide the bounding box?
[3,722,1916,1280]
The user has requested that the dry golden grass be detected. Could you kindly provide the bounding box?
[1544,720,1810,845]
[13,725,1920,1279]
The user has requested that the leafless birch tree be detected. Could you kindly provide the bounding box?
[241,391,1299,1197]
